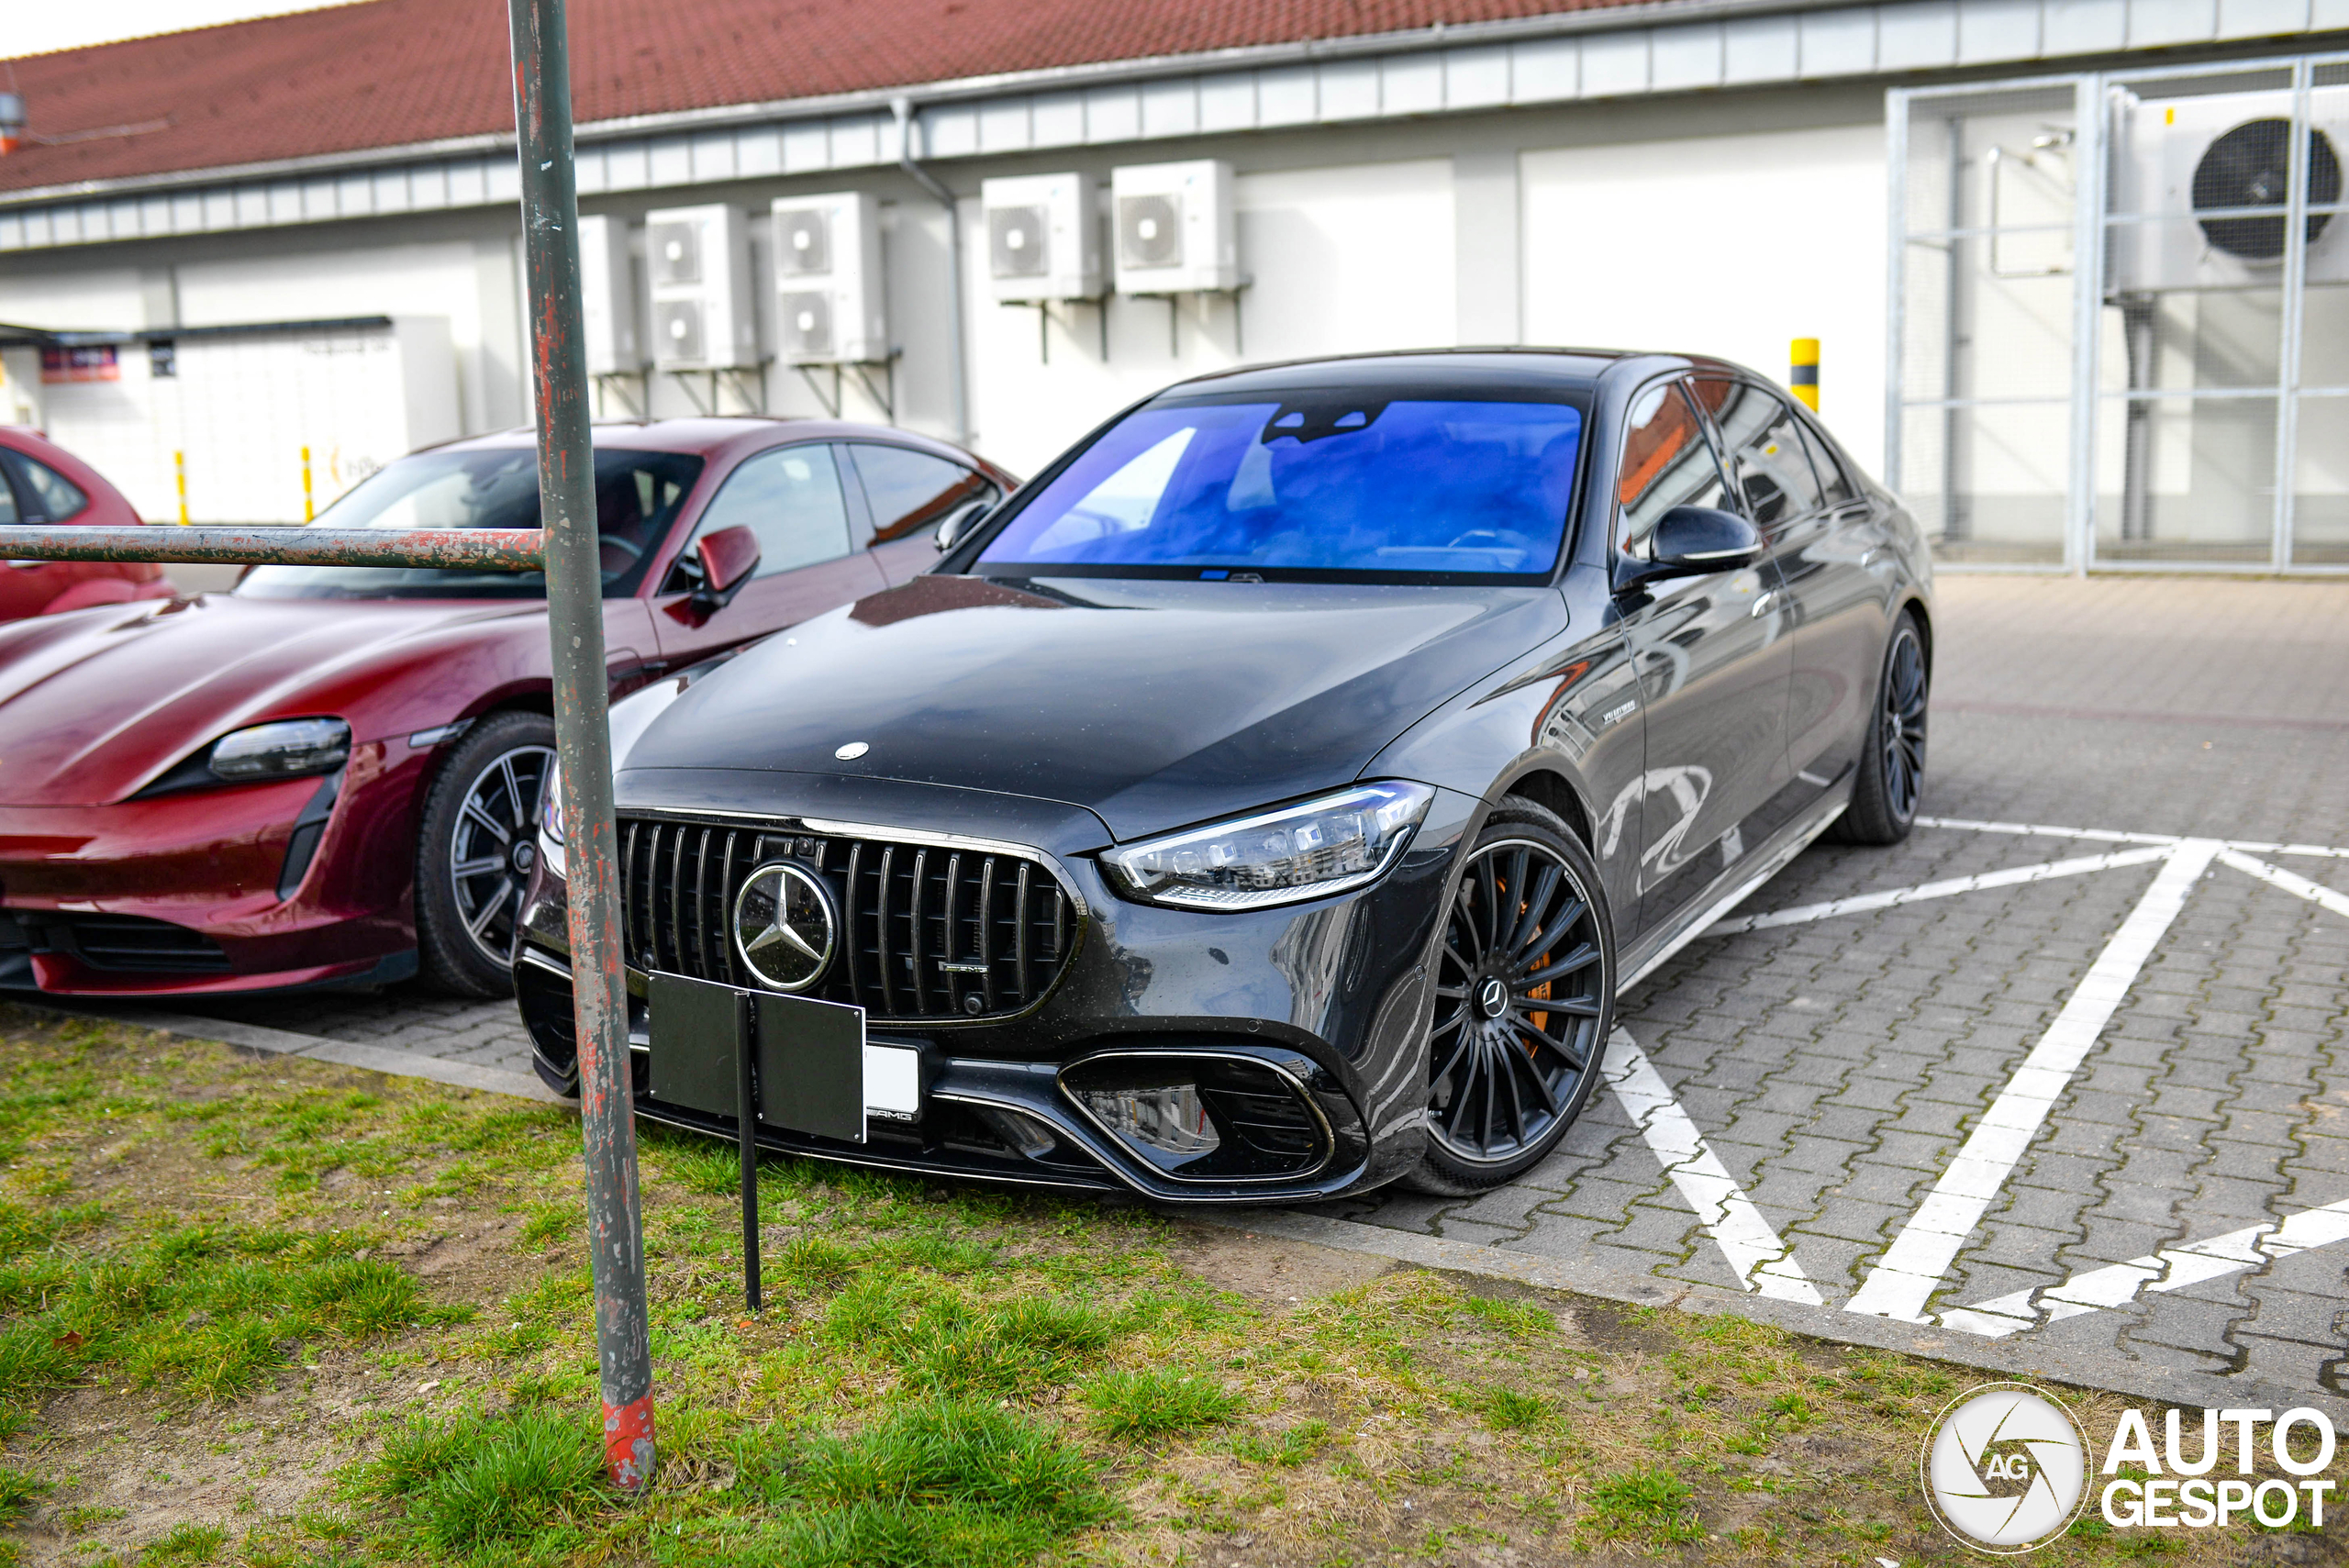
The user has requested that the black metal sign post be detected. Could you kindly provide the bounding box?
[737,1010,762,1314]
[506,0,657,1490]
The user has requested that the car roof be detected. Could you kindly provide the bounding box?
[1155,347,1755,401]
[434,417,985,467]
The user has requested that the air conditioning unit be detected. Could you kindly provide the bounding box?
[1110,161,1241,295]
[576,214,642,375]
[645,204,759,371]
[982,173,1101,304]
[2108,87,2349,293]
[771,191,887,365]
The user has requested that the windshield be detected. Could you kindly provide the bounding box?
[237,447,703,601]
[975,395,1585,581]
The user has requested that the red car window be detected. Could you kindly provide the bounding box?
[6,453,90,523]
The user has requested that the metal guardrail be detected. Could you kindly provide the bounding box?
[0,0,660,1491]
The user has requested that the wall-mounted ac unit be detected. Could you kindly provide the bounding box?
[645,203,759,371]
[772,191,887,365]
[1110,160,1241,295]
[577,214,642,375]
[2108,88,2348,293]
[982,173,1101,304]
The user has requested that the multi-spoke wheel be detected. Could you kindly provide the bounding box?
[416,710,558,995]
[1831,609,1929,846]
[1405,800,1614,1195]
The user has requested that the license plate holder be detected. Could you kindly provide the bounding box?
[647,973,871,1142]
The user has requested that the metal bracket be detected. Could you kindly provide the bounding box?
[591,371,648,419]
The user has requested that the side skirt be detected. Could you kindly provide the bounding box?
[1614,784,1852,995]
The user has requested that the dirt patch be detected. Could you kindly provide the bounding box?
[1165,1220,1397,1307]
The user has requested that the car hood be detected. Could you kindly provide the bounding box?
[0,594,547,806]
[623,573,1567,840]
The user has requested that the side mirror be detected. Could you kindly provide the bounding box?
[1615,506,1762,593]
[691,524,761,611]
[935,500,994,553]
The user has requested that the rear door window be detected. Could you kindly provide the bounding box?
[1691,378,1824,529]
[1615,380,1731,560]
[689,443,853,577]
[846,443,996,545]
[1794,418,1861,508]
[3,452,87,522]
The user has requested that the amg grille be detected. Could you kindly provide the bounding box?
[618,817,1076,1022]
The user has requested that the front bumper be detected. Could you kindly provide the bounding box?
[515,771,1477,1203]
[0,740,429,996]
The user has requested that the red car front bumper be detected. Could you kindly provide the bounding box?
[0,741,429,996]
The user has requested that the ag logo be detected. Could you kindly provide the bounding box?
[1922,1383,2089,1553]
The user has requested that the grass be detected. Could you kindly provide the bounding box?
[0,1008,2296,1567]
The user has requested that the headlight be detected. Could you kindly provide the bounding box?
[208,718,350,781]
[540,761,565,846]
[1101,782,1434,911]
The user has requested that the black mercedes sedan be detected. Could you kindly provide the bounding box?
[512,349,1932,1204]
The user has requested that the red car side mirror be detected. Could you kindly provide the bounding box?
[693,525,761,611]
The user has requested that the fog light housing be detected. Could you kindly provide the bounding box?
[1061,1053,1332,1183]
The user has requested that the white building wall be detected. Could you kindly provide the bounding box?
[1520,123,1887,472]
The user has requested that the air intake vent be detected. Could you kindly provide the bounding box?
[618,817,1076,1023]
[777,209,831,276]
[779,291,834,359]
[1118,194,1184,270]
[12,911,231,974]
[989,206,1050,279]
[649,220,702,285]
[654,299,705,363]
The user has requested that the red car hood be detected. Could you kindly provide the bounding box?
[0,594,547,806]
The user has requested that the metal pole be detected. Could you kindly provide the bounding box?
[506,0,656,1490]
[737,1009,762,1313]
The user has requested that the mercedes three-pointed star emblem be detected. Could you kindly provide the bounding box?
[731,862,837,992]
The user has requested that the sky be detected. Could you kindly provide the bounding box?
[8,0,373,60]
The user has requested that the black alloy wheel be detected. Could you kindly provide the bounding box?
[416,710,558,996]
[1405,800,1614,1195]
[1831,610,1929,846]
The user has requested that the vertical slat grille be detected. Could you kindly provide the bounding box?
[616,817,1076,1022]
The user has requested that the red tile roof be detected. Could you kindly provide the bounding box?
[1,0,1647,197]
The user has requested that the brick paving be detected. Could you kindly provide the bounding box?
[140,573,2349,1399]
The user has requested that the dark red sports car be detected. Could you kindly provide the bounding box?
[0,417,1010,998]
[0,427,177,617]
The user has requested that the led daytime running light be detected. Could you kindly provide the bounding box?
[1102,782,1433,911]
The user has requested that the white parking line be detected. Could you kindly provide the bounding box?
[1842,840,2221,1322]
[2217,850,2349,921]
[1604,1029,1821,1305]
[1709,846,2175,934]
[1942,1196,2349,1339]
[1919,815,2349,861]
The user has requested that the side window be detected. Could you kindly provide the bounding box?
[1615,380,1730,560]
[1692,377,1824,529]
[0,461,20,527]
[687,444,853,579]
[847,444,997,545]
[5,452,88,522]
[1793,417,1861,508]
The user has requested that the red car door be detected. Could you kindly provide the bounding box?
[652,440,884,667]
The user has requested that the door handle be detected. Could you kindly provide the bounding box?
[1749,589,1777,617]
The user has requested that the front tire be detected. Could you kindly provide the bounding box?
[416,711,557,997]
[1401,800,1615,1197]
[1829,609,1929,847]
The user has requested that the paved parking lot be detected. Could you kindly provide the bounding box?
[134,573,2349,1404]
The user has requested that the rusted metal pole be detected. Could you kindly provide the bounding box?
[507,0,656,1491]
[0,527,543,570]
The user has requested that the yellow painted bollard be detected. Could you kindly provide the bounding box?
[301,446,315,522]
[174,450,189,525]
[1789,338,1820,412]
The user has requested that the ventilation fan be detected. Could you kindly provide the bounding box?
[2191,117,2342,261]
[777,209,831,277]
[654,299,706,364]
[1119,194,1184,270]
[990,206,1051,279]
[649,222,701,287]
[780,292,833,360]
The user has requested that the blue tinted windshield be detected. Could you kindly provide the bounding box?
[977,397,1582,578]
